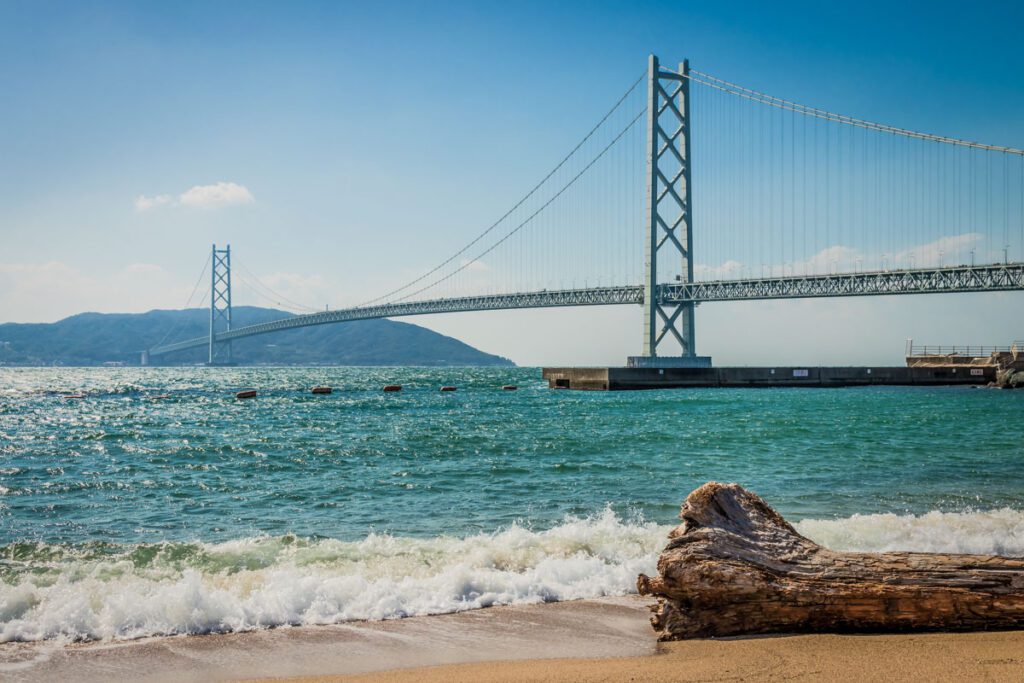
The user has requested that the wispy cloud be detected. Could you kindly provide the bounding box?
[179,181,254,208]
[134,194,172,212]
[135,182,254,212]
[694,232,992,279]
[694,259,743,279]
[894,232,984,267]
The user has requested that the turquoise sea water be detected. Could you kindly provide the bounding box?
[1,367,1023,641]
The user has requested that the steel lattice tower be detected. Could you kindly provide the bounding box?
[209,244,233,365]
[630,55,710,368]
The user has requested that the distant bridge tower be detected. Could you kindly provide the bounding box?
[629,55,710,368]
[209,244,233,365]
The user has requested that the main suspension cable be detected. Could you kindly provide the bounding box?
[151,254,211,348]
[685,68,1024,156]
[356,71,647,307]
[234,258,322,313]
[390,109,646,304]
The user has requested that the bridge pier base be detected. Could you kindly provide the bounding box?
[626,355,712,369]
[543,365,997,391]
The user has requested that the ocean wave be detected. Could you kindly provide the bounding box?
[4,506,1024,642]
[796,507,1024,556]
[0,509,667,642]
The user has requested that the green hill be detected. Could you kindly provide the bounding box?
[0,307,514,367]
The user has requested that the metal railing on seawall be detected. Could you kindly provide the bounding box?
[907,344,1018,358]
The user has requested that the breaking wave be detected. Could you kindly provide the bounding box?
[3,506,1024,642]
[796,507,1024,556]
[0,509,666,642]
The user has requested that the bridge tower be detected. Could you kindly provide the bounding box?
[208,244,233,365]
[629,55,711,368]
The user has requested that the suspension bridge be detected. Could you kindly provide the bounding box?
[144,55,1024,367]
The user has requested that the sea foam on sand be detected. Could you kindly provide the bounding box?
[2,506,1023,642]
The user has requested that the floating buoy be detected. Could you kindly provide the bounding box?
[502,385,518,391]
[440,386,457,392]
[311,386,332,395]
[383,384,402,392]
[235,390,258,399]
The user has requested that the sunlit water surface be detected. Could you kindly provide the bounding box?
[0,367,1021,641]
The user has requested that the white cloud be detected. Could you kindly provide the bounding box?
[134,194,172,212]
[133,182,254,212]
[694,259,743,280]
[894,232,984,268]
[693,233,991,280]
[179,181,255,208]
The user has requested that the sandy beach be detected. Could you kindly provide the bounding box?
[0,597,651,682]
[1,596,1022,682]
[290,631,1024,683]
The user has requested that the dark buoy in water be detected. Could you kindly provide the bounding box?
[311,386,332,395]
[440,386,457,392]
[502,385,518,391]
[383,384,402,392]
[235,390,258,399]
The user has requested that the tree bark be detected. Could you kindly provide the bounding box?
[637,482,1024,639]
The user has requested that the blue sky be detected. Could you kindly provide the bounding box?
[1,1,1022,365]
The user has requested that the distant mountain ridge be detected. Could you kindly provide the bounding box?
[0,307,514,367]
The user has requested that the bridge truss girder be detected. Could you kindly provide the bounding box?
[146,263,1024,360]
[661,264,1024,302]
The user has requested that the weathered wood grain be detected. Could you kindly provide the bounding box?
[637,482,1024,639]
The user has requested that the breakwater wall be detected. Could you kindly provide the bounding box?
[542,365,996,391]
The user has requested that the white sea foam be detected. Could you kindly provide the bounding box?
[0,509,668,642]
[4,506,1024,643]
[797,508,1024,556]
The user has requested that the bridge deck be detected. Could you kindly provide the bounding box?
[149,263,1024,358]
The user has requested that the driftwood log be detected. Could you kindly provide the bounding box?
[637,482,1024,639]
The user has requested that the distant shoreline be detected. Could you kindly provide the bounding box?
[0,307,514,367]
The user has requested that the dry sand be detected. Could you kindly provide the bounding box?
[2,596,1022,682]
[284,631,1024,683]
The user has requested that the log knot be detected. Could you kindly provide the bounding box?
[678,482,799,538]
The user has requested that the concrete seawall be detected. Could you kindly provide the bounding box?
[542,366,996,391]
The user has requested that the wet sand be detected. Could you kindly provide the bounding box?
[3,596,1023,682]
[0,596,653,682]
